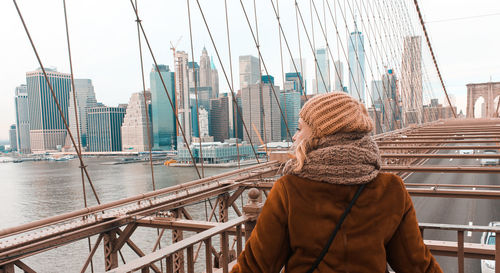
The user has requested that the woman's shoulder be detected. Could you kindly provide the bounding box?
[367,172,408,199]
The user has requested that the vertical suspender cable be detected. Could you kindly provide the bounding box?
[194,0,271,163]
[129,0,202,179]
[276,0,289,144]
[223,0,241,168]
[237,0,294,143]
[134,1,163,271]
[62,1,95,272]
[412,0,456,118]
[186,0,205,178]
[134,0,156,191]
[13,0,101,205]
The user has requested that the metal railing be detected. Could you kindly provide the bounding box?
[420,223,500,273]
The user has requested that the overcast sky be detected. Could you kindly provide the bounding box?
[1,0,499,141]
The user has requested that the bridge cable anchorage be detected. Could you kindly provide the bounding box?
[223,0,241,168]
[192,0,262,163]
[412,0,456,118]
[238,0,294,144]
[134,1,164,271]
[186,0,205,178]
[62,0,96,272]
[12,0,101,205]
[129,0,202,178]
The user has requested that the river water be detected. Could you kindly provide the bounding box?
[0,157,238,272]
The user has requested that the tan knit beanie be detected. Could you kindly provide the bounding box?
[299,91,374,137]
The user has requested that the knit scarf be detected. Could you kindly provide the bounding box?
[282,132,381,185]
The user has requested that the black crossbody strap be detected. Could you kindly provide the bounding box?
[306,184,367,273]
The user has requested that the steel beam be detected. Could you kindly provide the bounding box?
[381,165,500,173]
[106,217,247,273]
[378,145,500,150]
[377,139,500,144]
[382,153,500,159]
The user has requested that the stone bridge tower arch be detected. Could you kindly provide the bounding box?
[466,82,500,118]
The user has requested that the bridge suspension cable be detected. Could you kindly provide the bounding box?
[412,0,457,118]
[12,0,101,205]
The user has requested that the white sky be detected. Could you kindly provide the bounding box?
[1,0,499,140]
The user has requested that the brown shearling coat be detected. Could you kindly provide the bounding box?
[231,173,443,273]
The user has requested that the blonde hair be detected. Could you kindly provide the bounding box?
[290,137,319,172]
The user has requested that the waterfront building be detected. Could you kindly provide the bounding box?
[200,107,210,138]
[241,77,281,145]
[209,96,229,142]
[368,107,384,135]
[315,48,330,94]
[280,91,301,141]
[239,55,260,89]
[199,47,212,89]
[284,72,304,95]
[210,57,219,98]
[87,106,126,152]
[14,84,31,153]
[289,58,307,93]
[175,51,189,137]
[191,101,210,139]
[66,79,97,150]
[234,93,243,140]
[381,69,401,131]
[189,86,212,111]
[9,124,17,151]
[401,36,423,125]
[177,141,256,164]
[198,48,219,98]
[241,84,261,145]
[151,64,177,150]
[348,23,366,103]
[26,68,71,151]
[371,80,383,110]
[334,60,344,91]
[122,92,152,152]
[261,77,281,143]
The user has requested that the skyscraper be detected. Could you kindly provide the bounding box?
[284,72,304,95]
[210,57,219,98]
[401,36,422,125]
[371,80,383,109]
[289,58,307,94]
[66,79,97,150]
[382,69,400,131]
[87,106,126,152]
[121,92,152,152]
[209,96,229,142]
[14,84,31,153]
[241,84,262,145]
[334,60,344,91]
[261,76,281,143]
[9,124,17,151]
[199,47,212,88]
[348,23,366,103]
[239,55,260,89]
[151,64,177,149]
[315,48,330,94]
[280,91,301,141]
[26,68,71,151]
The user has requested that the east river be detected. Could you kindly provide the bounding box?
[0,157,236,272]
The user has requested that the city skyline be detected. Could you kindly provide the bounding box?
[1,0,500,140]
